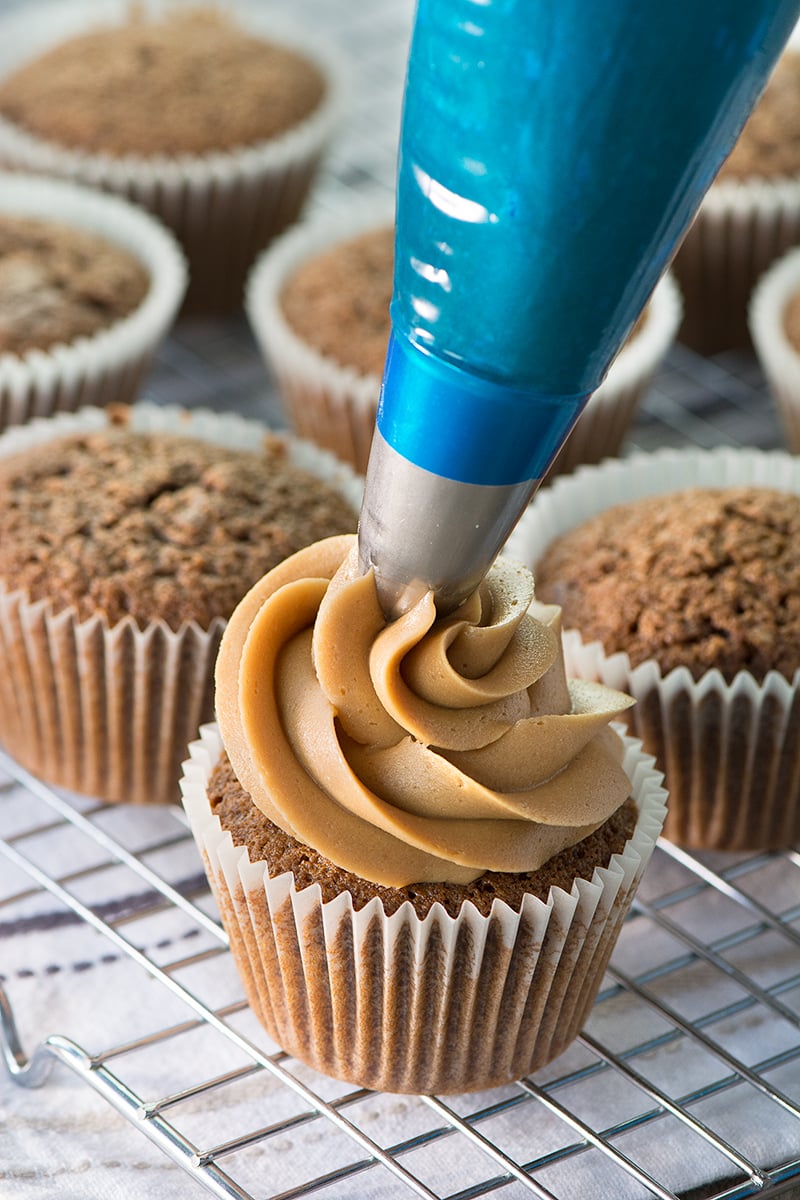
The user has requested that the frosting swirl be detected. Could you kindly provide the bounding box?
[216,534,634,887]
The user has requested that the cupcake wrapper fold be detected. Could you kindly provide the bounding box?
[0,1,346,313]
[749,244,800,454]
[0,173,186,433]
[509,446,800,851]
[0,404,362,805]
[672,176,800,354]
[181,724,667,1094]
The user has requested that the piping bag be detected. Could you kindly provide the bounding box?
[358,0,800,618]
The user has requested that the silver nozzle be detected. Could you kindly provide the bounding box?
[357,429,537,619]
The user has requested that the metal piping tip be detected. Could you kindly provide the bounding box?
[357,429,537,620]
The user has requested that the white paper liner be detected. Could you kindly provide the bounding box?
[246,194,394,473]
[671,173,800,353]
[0,172,186,432]
[0,1,347,313]
[0,404,362,805]
[549,271,683,476]
[181,722,666,1094]
[507,447,800,851]
[749,245,800,452]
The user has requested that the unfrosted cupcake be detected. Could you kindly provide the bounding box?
[508,449,800,852]
[0,3,345,313]
[248,207,681,475]
[181,535,666,1093]
[0,172,185,432]
[672,40,800,353]
[749,244,800,451]
[0,404,360,806]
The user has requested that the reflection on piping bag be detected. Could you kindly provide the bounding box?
[358,0,800,618]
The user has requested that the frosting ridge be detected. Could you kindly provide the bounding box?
[216,534,635,887]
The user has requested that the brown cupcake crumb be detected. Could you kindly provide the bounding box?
[208,751,637,918]
[0,214,149,356]
[784,290,800,352]
[0,426,356,629]
[534,486,800,683]
[280,227,393,377]
[0,8,326,158]
[719,52,800,182]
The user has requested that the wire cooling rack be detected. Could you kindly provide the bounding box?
[2,0,800,1196]
[4,742,800,1200]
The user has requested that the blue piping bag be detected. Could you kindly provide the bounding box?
[358,0,800,617]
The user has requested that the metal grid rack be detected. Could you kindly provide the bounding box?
[3,746,800,1200]
[2,0,800,1195]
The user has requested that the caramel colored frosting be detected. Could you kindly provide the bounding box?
[216,535,634,888]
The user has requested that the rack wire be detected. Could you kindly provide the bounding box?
[2,0,800,1195]
[3,741,800,1200]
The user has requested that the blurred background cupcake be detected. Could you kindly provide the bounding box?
[0,403,360,806]
[507,447,800,852]
[246,197,392,473]
[0,1,346,314]
[672,28,800,354]
[749,242,800,450]
[0,171,186,431]
[247,200,682,475]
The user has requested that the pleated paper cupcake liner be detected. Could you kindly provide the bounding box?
[0,1,346,314]
[508,447,800,851]
[0,404,362,805]
[671,175,800,354]
[181,723,667,1094]
[749,245,800,453]
[0,172,186,433]
[548,271,683,478]
[246,196,393,474]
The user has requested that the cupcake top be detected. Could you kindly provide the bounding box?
[718,51,800,181]
[0,423,357,629]
[280,226,393,377]
[534,486,800,683]
[215,534,635,888]
[0,213,149,356]
[0,7,326,158]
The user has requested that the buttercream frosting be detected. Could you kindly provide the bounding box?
[216,534,635,887]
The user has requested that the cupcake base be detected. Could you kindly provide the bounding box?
[510,446,800,853]
[182,724,667,1094]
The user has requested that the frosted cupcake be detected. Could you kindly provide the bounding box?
[247,206,681,475]
[672,40,800,353]
[749,244,800,451]
[0,404,360,806]
[508,448,800,852]
[0,3,345,313]
[0,173,185,432]
[181,536,666,1093]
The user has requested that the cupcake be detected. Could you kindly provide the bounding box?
[247,204,682,475]
[672,38,800,354]
[0,2,345,314]
[749,244,800,451]
[0,404,360,806]
[0,172,186,432]
[181,535,666,1093]
[507,448,800,852]
[246,202,393,473]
